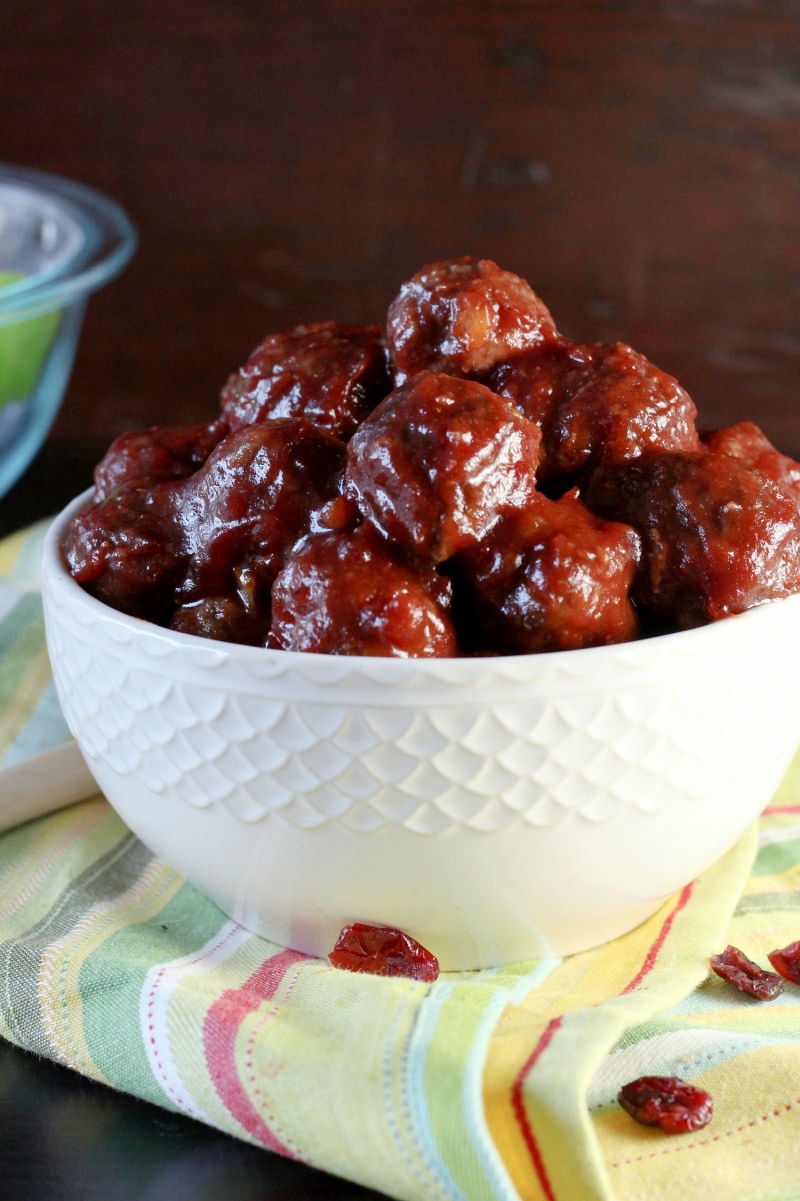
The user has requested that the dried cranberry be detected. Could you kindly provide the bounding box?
[710,944,784,1000]
[328,922,439,982]
[618,1076,713,1134]
[767,940,800,985]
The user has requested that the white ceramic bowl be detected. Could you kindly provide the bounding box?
[42,490,800,970]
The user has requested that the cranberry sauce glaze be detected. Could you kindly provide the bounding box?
[62,257,800,656]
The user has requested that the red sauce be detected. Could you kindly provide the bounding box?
[62,256,800,655]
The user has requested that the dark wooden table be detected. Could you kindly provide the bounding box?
[0,1040,384,1201]
[4,5,800,1194]
[4,1,800,462]
[0,443,386,1201]
[0,441,100,540]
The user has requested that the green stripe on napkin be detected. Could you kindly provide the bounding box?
[0,518,798,1201]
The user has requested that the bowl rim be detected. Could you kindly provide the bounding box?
[0,163,137,321]
[42,486,800,680]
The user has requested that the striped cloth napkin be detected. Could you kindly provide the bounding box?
[2,519,800,1201]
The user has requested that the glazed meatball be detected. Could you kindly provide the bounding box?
[176,419,345,605]
[170,593,270,646]
[62,482,185,623]
[494,341,700,485]
[345,372,542,564]
[456,490,640,653]
[93,419,228,501]
[586,450,800,627]
[62,257,800,656]
[386,257,558,382]
[269,524,457,657]
[220,321,390,441]
[703,421,800,510]
[489,339,598,433]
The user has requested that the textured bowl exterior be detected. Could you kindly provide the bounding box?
[42,491,800,968]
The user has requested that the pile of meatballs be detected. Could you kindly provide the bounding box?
[63,257,800,657]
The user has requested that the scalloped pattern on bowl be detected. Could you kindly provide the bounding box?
[41,491,800,967]
[44,549,800,836]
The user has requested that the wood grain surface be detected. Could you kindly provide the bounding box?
[2,6,800,1195]
[2,0,799,464]
[0,1040,385,1200]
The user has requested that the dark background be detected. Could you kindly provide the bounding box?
[2,2,800,1195]
[4,0,800,497]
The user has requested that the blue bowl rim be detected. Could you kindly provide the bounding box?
[0,163,137,319]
